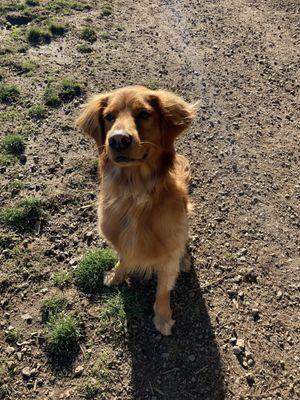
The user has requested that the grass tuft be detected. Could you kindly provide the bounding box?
[6,328,22,345]
[27,26,51,45]
[0,197,42,230]
[41,296,68,323]
[80,26,97,43]
[52,271,71,289]
[99,287,145,336]
[77,44,92,53]
[100,31,110,40]
[28,104,47,120]
[48,20,66,36]
[100,5,112,17]
[44,80,82,107]
[74,249,117,293]
[80,379,100,399]
[2,134,25,155]
[0,83,20,103]
[45,314,81,356]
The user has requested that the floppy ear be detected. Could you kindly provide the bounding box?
[152,90,197,149]
[75,93,110,153]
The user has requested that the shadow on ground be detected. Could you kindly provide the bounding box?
[124,267,226,400]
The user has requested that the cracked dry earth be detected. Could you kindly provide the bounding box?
[0,0,299,399]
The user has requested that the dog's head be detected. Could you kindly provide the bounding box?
[76,86,196,167]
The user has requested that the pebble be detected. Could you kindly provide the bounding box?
[22,367,32,378]
[6,346,15,355]
[233,346,242,355]
[188,355,196,362]
[236,339,245,349]
[74,365,84,377]
[252,308,259,318]
[21,313,33,324]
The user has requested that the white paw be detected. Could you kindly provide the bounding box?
[153,315,175,336]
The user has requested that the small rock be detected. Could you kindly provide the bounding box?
[236,339,245,349]
[16,352,23,361]
[188,355,196,362]
[245,351,253,360]
[6,346,15,355]
[230,337,237,345]
[233,346,242,355]
[22,313,33,324]
[22,367,32,379]
[276,290,283,300]
[252,308,259,318]
[74,365,84,377]
[247,358,254,367]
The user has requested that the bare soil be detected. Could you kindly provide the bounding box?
[0,0,299,399]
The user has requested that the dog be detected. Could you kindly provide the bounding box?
[76,86,196,335]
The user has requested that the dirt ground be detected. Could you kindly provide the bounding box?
[0,0,299,399]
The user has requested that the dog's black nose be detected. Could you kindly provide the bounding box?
[109,132,132,151]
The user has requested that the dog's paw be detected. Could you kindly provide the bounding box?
[104,270,119,287]
[180,253,191,272]
[153,315,175,336]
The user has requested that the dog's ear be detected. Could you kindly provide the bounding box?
[76,93,110,153]
[151,90,197,149]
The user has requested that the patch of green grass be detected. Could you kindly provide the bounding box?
[80,26,97,43]
[41,296,68,323]
[44,80,82,107]
[8,180,29,191]
[0,83,20,103]
[48,20,66,36]
[20,59,38,73]
[74,249,117,293]
[45,314,81,356]
[28,104,47,119]
[44,84,61,107]
[27,26,51,45]
[100,5,112,17]
[1,134,25,155]
[0,154,14,167]
[52,271,71,289]
[6,11,33,26]
[6,328,22,345]
[0,109,20,123]
[77,44,92,53]
[59,79,82,101]
[100,31,110,40]
[99,287,145,335]
[80,379,100,399]
[0,3,25,15]
[10,26,25,40]
[25,0,40,6]
[0,197,42,230]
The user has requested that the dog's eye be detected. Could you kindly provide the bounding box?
[138,111,151,120]
[105,113,115,122]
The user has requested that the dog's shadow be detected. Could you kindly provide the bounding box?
[122,266,226,400]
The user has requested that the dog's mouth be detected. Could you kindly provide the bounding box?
[114,151,148,164]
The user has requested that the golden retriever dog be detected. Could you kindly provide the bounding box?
[76,86,196,335]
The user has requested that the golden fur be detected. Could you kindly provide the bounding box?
[76,86,196,335]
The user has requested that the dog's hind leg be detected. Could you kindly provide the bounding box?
[153,260,179,336]
[104,260,127,286]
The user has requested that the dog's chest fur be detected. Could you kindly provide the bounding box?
[98,166,188,266]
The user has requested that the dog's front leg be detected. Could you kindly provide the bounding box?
[153,262,179,336]
[104,260,127,286]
